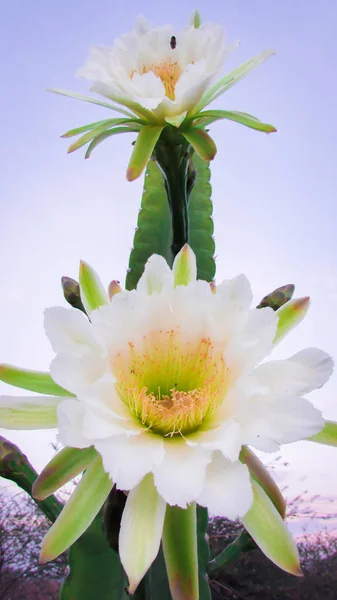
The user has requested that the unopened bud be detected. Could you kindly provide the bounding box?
[257,284,295,311]
[61,277,86,314]
[108,280,123,300]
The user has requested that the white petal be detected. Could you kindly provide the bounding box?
[0,395,60,429]
[199,453,253,518]
[44,307,98,356]
[79,375,134,421]
[216,274,253,310]
[119,473,166,594]
[174,61,213,112]
[57,398,90,448]
[153,438,211,507]
[137,254,173,295]
[95,432,164,490]
[241,394,324,452]
[131,71,166,108]
[289,348,334,391]
[50,352,107,395]
[252,349,333,397]
[225,307,277,371]
[186,418,243,461]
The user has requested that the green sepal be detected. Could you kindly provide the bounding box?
[274,297,310,343]
[182,129,217,162]
[190,9,201,28]
[194,109,277,133]
[240,446,286,517]
[126,125,164,181]
[48,88,135,117]
[242,479,302,576]
[162,503,199,600]
[67,119,137,153]
[32,446,98,500]
[172,244,196,287]
[0,396,59,429]
[257,284,295,310]
[79,260,109,314]
[307,420,337,447]
[61,117,139,139]
[0,363,72,396]
[85,127,139,159]
[40,454,113,563]
[194,49,275,113]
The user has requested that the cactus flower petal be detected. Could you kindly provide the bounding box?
[119,473,166,594]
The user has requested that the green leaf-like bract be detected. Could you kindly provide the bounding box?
[125,154,215,290]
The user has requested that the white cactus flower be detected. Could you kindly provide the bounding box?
[1,246,332,591]
[51,13,276,180]
[77,15,232,126]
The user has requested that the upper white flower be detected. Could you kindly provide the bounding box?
[44,247,332,519]
[77,15,231,124]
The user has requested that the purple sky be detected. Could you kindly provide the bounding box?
[1,1,337,504]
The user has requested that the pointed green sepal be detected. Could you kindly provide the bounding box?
[47,88,135,117]
[67,119,134,153]
[0,364,72,396]
[190,10,201,28]
[79,261,109,315]
[61,118,119,138]
[61,276,86,313]
[195,49,275,113]
[119,473,166,594]
[162,503,199,600]
[242,479,302,576]
[126,125,164,181]
[257,284,295,310]
[62,117,136,140]
[307,420,337,447]
[0,395,60,429]
[274,297,310,343]
[194,110,277,133]
[240,446,286,518]
[32,446,97,500]
[85,126,139,159]
[172,244,197,287]
[182,129,217,161]
[40,454,112,563]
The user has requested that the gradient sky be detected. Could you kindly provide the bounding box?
[1,0,337,507]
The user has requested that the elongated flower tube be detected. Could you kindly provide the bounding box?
[0,246,333,593]
[51,13,276,179]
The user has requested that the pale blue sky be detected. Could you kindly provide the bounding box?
[1,1,337,504]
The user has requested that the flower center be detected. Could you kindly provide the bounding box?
[131,59,182,101]
[112,328,228,436]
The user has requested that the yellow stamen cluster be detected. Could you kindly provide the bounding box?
[131,59,182,100]
[112,328,228,436]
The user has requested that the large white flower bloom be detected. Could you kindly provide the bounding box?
[0,246,333,591]
[46,248,331,514]
[52,13,276,180]
[77,15,231,124]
